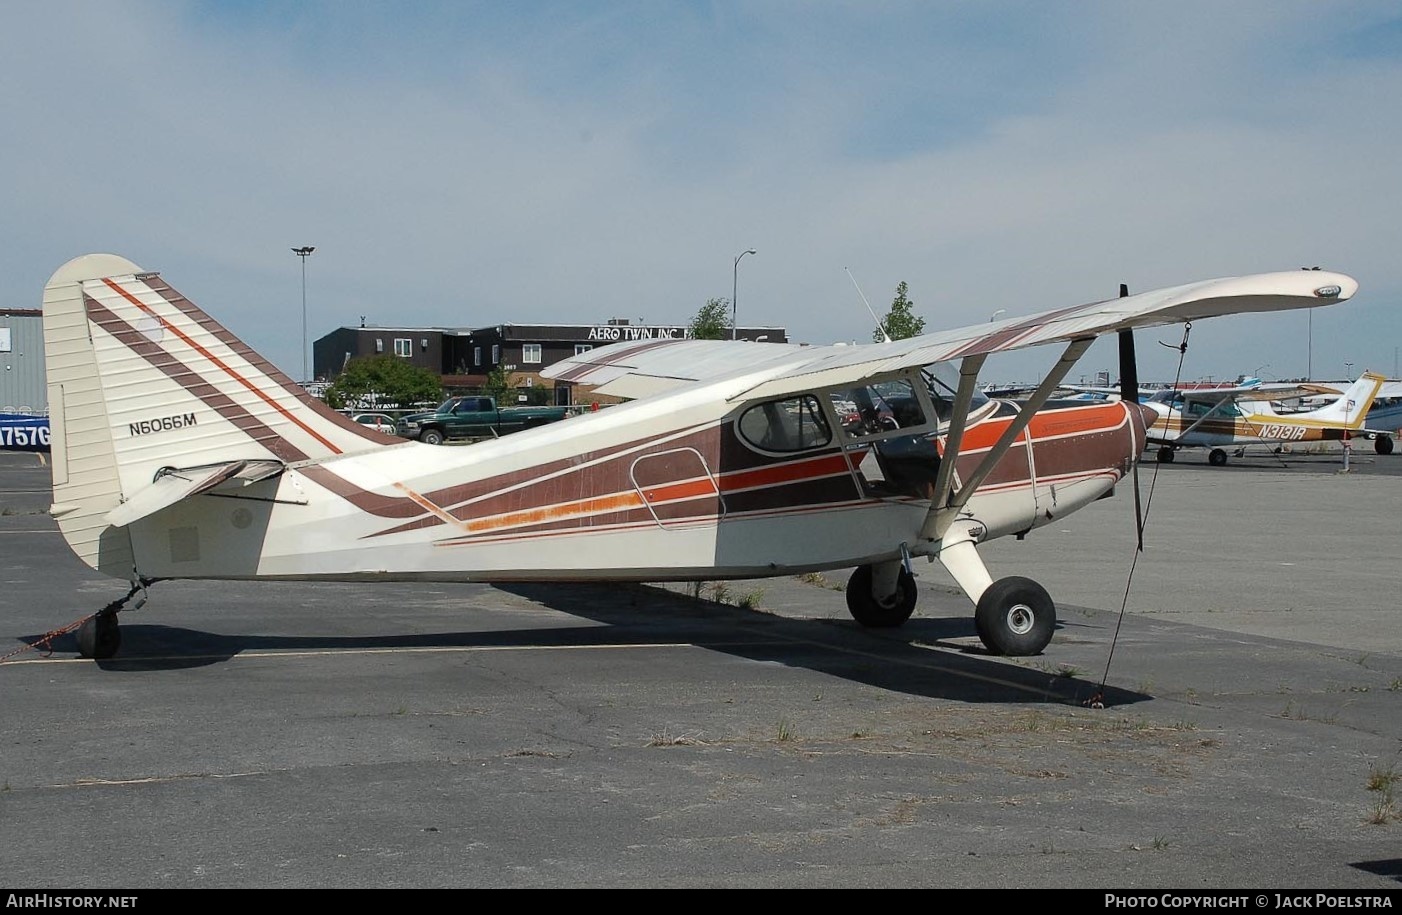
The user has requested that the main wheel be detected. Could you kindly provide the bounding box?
[974,576,1055,656]
[77,615,121,660]
[845,565,917,628]
[1376,435,1394,456]
[1156,446,1175,463]
[1208,448,1228,467]
[420,428,445,446]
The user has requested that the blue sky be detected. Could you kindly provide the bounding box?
[3,1,1400,385]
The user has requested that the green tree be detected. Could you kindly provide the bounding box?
[483,365,512,403]
[323,356,442,410]
[875,281,926,342]
[689,297,733,340]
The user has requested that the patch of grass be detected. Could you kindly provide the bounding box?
[1365,770,1396,825]
[797,572,827,586]
[738,588,765,610]
[1152,836,1170,850]
[1366,765,1398,793]
[391,705,408,716]
[646,729,706,747]
[1279,701,1338,724]
[775,719,797,742]
[709,582,731,605]
[1388,678,1402,692]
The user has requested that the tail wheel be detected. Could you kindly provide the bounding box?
[845,565,917,628]
[1376,435,1394,456]
[975,576,1055,656]
[77,614,121,660]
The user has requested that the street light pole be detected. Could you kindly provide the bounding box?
[989,309,1006,323]
[732,248,756,341]
[292,246,315,382]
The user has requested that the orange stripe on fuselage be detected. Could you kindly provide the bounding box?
[954,402,1124,452]
[101,278,342,455]
[446,452,850,539]
[720,452,851,491]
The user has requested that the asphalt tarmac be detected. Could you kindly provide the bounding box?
[1,448,1399,889]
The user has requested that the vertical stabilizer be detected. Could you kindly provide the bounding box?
[42,254,402,577]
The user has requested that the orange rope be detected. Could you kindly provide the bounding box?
[0,613,95,663]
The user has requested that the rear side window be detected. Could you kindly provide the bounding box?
[738,396,832,452]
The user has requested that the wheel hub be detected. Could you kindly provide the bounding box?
[1006,603,1035,635]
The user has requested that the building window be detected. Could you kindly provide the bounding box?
[491,344,500,365]
[394,338,412,358]
[574,344,593,356]
[522,344,542,364]
[473,346,481,367]
[375,338,384,353]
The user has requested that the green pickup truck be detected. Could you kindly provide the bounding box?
[394,396,569,445]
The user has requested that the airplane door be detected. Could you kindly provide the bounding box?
[630,448,725,530]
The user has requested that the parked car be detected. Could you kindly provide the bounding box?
[395,396,569,444]
[352,412,398,434]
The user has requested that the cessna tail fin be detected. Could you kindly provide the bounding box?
[42,254,400,575]
[1304,372,1386,429]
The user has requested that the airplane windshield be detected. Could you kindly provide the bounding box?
[922,364,989,420]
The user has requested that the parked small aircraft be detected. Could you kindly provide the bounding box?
[1142,372,1389,465]
[39,254,1357,660]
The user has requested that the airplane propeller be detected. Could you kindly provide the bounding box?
[1118,283,1145,552]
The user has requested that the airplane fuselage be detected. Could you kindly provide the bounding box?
[122,392,1145,584]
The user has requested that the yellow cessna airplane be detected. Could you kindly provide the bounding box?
[1142,372,1389,465]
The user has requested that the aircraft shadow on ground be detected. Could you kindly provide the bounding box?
[21,580,1147,708]
[1351,859,1402,883]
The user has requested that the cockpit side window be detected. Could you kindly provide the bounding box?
[737,395,833,453]
[830,378,929,438]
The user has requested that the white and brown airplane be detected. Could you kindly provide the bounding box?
[39,255,1358,660]
[1142,371,1389,465]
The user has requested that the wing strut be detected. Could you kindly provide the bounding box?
[921,337,1094,542]
[924,354,987,533]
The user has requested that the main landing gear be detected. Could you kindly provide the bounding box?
[845,547,1057,656]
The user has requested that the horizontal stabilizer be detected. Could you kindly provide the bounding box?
[104,460,285,528]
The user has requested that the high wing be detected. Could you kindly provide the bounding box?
[1175,382,1335,405]
[544,270,1356,402]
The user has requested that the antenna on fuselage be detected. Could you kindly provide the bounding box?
[845,267,891,344]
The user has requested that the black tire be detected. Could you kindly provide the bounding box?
[1208,448,1228,467]
[77,615,121,660]
[845,565,917,628]
[1376,435,1394,456]
[974,576,1055,656]
[1156,446,1175,463]
[420,428,445,446]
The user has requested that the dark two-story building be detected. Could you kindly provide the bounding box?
[314,320,787,404]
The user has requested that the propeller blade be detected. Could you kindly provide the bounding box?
[1118,287,1145,552]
